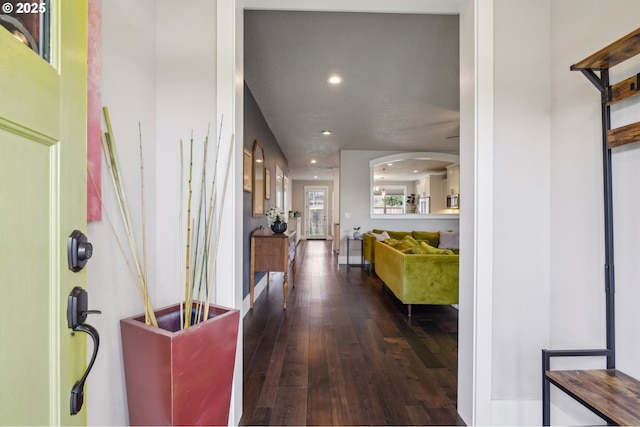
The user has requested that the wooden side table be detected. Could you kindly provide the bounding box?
[346,237,364,269]
[250,227,297,309]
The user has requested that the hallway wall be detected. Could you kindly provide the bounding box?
[87,1,220,424]
[548,1,640,423]
[243,83,289,299]
[87,1,158,424]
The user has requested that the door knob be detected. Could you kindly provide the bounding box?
[67,230,93,272]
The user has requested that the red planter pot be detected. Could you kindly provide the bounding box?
[120,303,240,426]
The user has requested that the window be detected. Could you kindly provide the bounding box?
[372,185,406,215]
[0,1,51,62]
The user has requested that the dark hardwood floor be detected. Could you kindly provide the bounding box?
[241,240,464,426]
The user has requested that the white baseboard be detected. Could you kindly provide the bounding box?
[490,400,541,426]
[242,274,268,317]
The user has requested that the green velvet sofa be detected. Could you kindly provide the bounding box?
[374,239,459,315]
[362,229,441,272]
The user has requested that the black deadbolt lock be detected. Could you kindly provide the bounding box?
[68,230,93,272]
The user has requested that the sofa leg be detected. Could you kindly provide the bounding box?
[407,304,412,317]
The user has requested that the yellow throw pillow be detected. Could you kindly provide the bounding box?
[401,235,420,247]
[419,241,454,255]
[384,238,400,248]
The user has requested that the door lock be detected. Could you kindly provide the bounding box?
[67,230,93,272]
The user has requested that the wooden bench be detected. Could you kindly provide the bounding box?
[545,369,640,425]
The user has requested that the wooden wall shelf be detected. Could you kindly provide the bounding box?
[571,28,640,71]
[608,121,640,148]
[570,28,640,149]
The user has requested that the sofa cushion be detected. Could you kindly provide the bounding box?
[420,241,454,255]
[386,230,412,240]
[412,231,440,247]
[438,230,459,250]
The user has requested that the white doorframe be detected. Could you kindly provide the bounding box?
[220,1,493,425]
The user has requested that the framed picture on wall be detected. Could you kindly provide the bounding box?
[243,147,252,192]
[265,169,271,199]
[253,140,265,216]
[275,165,284,209]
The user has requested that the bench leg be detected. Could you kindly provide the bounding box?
[407,304,412,317]
[543,376,550,425]
[542,350,551,426]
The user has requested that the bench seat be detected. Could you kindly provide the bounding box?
[545,369,640,426]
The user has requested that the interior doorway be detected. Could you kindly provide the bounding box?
[231,2,486,424]
[304,186,328,239]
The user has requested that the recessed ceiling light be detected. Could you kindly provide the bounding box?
[328,75,342,84]
[413,170,419,173]
[321,130,332,135]
[314,176,318,179]
[310,159,317,164]
[387,163,393,166]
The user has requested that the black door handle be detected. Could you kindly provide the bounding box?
[67,286,101,415]
[70,323,99,415]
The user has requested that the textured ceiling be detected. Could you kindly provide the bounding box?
[244,11,460,180]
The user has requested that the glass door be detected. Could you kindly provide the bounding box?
[305,186,327,239]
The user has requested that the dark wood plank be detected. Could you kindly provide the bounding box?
[269,387,308,426]
[546,369,640,426]
[572,28,640,70]
[255,310,293,407]
[306,311,333,425]
[279,307,309,388]
[241,240,463,426]
[608,121,640,148]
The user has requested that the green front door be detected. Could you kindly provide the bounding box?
[0,2,88,425]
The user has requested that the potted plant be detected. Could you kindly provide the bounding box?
[99,107,239,426]
[266,207,287,233]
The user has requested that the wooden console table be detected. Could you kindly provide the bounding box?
[250,228,297,309]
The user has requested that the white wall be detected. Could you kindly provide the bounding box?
[155,0,217,309]
[87,1,227,425]
[456,0,476,422]
[490,0,551,423]
[547,1,640,424]
[87,1,157,425]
